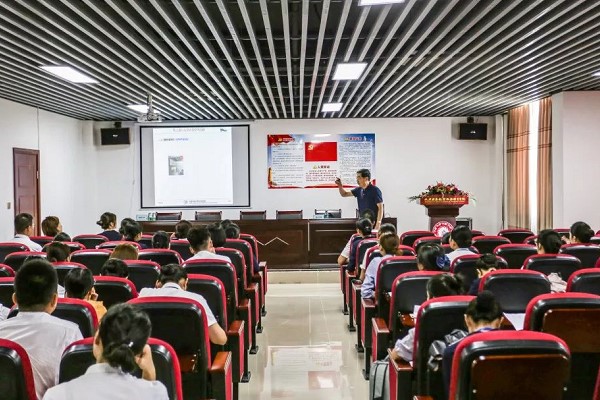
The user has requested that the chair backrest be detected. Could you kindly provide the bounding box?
[364,247,381,269]
[170,239,193,261]
[399,231,435,247]
[591,236,600,245]
[315,209,342,218]
[470,230,485,237]
[52,261,87,286]
[223,239,254,282]
[97,240,142,250]
[0,243,30,263]
[0,339,37,400]
[53,298,98,337]
[215,248,247,295]
[0,277,14,306]
[480,270,551,313]
[376,256,419,300]
[450,254,508,293]
[523,254,583,280]
[354,238,378,271]
[239,210,266,220]
[29,236,54,247]
[398,245,416,257]
[70,249,112,275]
[182,259,238,317]
[523,235,537,245]
[413,236,442,251]
[493,244,538,268]
[138,235,153,249]
[128,296,211,398]
[471,235,511,254]
[60,337,183,400]
[560,244,600,267]
[275,210,303,220]
[567,268,600,295]
[238,234,259,262]
[448,331,570,400]
[195,211,222,221]
[0,264,15,277]
[156,212,182,221]
[124,260,161,292]
[138,249,182,266]
[43,241,85,253]
[72,234,108,249]
[3,251,46,273]
[498,229,535,243]
[94,276,138,308]
[187,274,229,328]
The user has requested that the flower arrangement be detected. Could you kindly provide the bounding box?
[408,182,473,203]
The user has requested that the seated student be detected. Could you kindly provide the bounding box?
[24,254,66,298]
[442,291,503,396]
[447,226,476,263]
[418,243,451,271]
[119,218,136,237]
[345,218,374,273]
[122,220,147,249]
[390,273,463,362]
[139,264,227,345]
[41,216,62,237]
[359,223,397,280]
[186,227,230,262]
[467,253,498,295]
[536,229,563,254]
[171,220,192,240]
[207,223,227,249]
[361,232,403,299]
[220,222,260,273]
[46,241,71,263]
[54,232,72,242]
[0,302,9,321]
[565,221,595,244]
[151,231,170,249]
[101,258,129,278]
[42,303,168,400]
[97,212,122,242]
[64,268,107,320]
[110,243,139,261]
[11,213,43,251]
[0,259,83,398]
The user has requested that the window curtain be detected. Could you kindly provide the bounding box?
[537,97,553,230]
[507,105,530,229]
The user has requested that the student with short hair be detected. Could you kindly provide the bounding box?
[122,220,146,249]
[139,264,227,345]
[447,226,475,263]
[224,223,241,239]
[0,259,83,398]
[41,216,62,237]
[186,227,230,262]
[54,232,72,242]
[110,243,139,261]
[42,303,168,400]
[151,231,170,249]
[46,241,71,263]
[207,223,227,248]
[64,268,107,320]
[467,253,498,295]
[172,220,192,240]
[97,212,122,241]
[101,258,129,278]
[11,212,43,251]
[537,229,562,254]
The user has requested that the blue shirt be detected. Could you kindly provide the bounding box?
[351,183,383,216]
[99,230,122,241]
[361,254,391,299]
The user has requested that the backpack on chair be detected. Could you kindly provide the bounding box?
[369,355,389,400]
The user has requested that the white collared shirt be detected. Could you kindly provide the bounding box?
[138,282,217,326]
[187,250,230,263]
[0,312,83,399]
[42,363,168,400]
[447,248,477,264]
[10,234,42,252]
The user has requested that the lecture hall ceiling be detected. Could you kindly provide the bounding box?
[0,0,599,120]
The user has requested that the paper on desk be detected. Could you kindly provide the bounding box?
[503,313,525,330]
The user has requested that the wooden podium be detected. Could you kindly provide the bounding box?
[420,195,469,232]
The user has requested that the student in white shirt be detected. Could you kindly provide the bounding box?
[10,213,42,251]
[358,223,398,281]
[139,263,227,345]
[0,259,82,398]
[186,226,230,262]
[43,303,168,400]
[447,226,476,264]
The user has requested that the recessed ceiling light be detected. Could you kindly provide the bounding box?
[358,0,405,5]
[593,71,600,77]
[322,103,343,113]
[127,104,149,113]
[333,63,368,80]
[39,65,98,83]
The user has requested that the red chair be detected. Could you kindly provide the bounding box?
[471,230,485,237]
[560,243,600,267]
[448,331,570,400]
[523,235,537,245]
[523,254,582,280]
[43,241,85,253]
[399,231,434,247]
[97,241,142,250]
[346,238,378,330]
[0,243,30,263]
[0,277,14,306]
[591,236,600,245]
[59,337,184,400]
[53,298,98,338]
[567,268,600,295]
[52,261,87,286]
[29,236,54,247]
[525,292,600,400]
[124,260,161,292]
[94,276,138,308]
[170,239,193,261]
[70,249,112,275]
[138,249,182,266]
[3,251,46,273]
[138,234,153,249]
[412,236,442,251]
[471,235,511,254]
[479,270,551,313]
[72,234,108,249]
[0,263,15,277]
[493,244,537,268]
[450,254,508,293]
[0,339,37,400]
[238,233,268,311]
[498,228,534,244]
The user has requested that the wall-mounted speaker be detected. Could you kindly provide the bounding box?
[459,123,487,140]
[100,127,130,145]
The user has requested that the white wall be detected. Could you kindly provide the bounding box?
[552,91,600,230]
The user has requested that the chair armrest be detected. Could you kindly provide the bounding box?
[236,299,253,350]
[361,297,376,345]
[388,349,414,400]
[413,397,433,400]
[226,320,245,383]
[209,351,233,400]
[259,262,267,293]
[373,317,390,361]
[351,280,362,321]
[244,283,260,324]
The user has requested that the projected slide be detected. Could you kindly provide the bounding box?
[152,126,233,206]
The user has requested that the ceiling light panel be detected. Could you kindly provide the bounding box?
[333,63,368,80]
[39,66,98,83]
[322,103,343,112]
[358,0,405,6]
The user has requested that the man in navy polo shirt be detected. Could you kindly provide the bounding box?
[335,169,384,229]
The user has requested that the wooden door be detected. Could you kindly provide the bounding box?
[13,148,40,235]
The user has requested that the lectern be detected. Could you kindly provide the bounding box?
[420,195,468,236]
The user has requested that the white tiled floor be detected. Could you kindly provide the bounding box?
[239,283,369,399]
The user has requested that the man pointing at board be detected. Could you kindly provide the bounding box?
[335,169,384,229]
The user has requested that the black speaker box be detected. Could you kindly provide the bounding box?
[100,127,130,145]
[459,123,487,140]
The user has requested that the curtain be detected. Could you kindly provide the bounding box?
[537,97,553,230]
[507,105,530,229]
